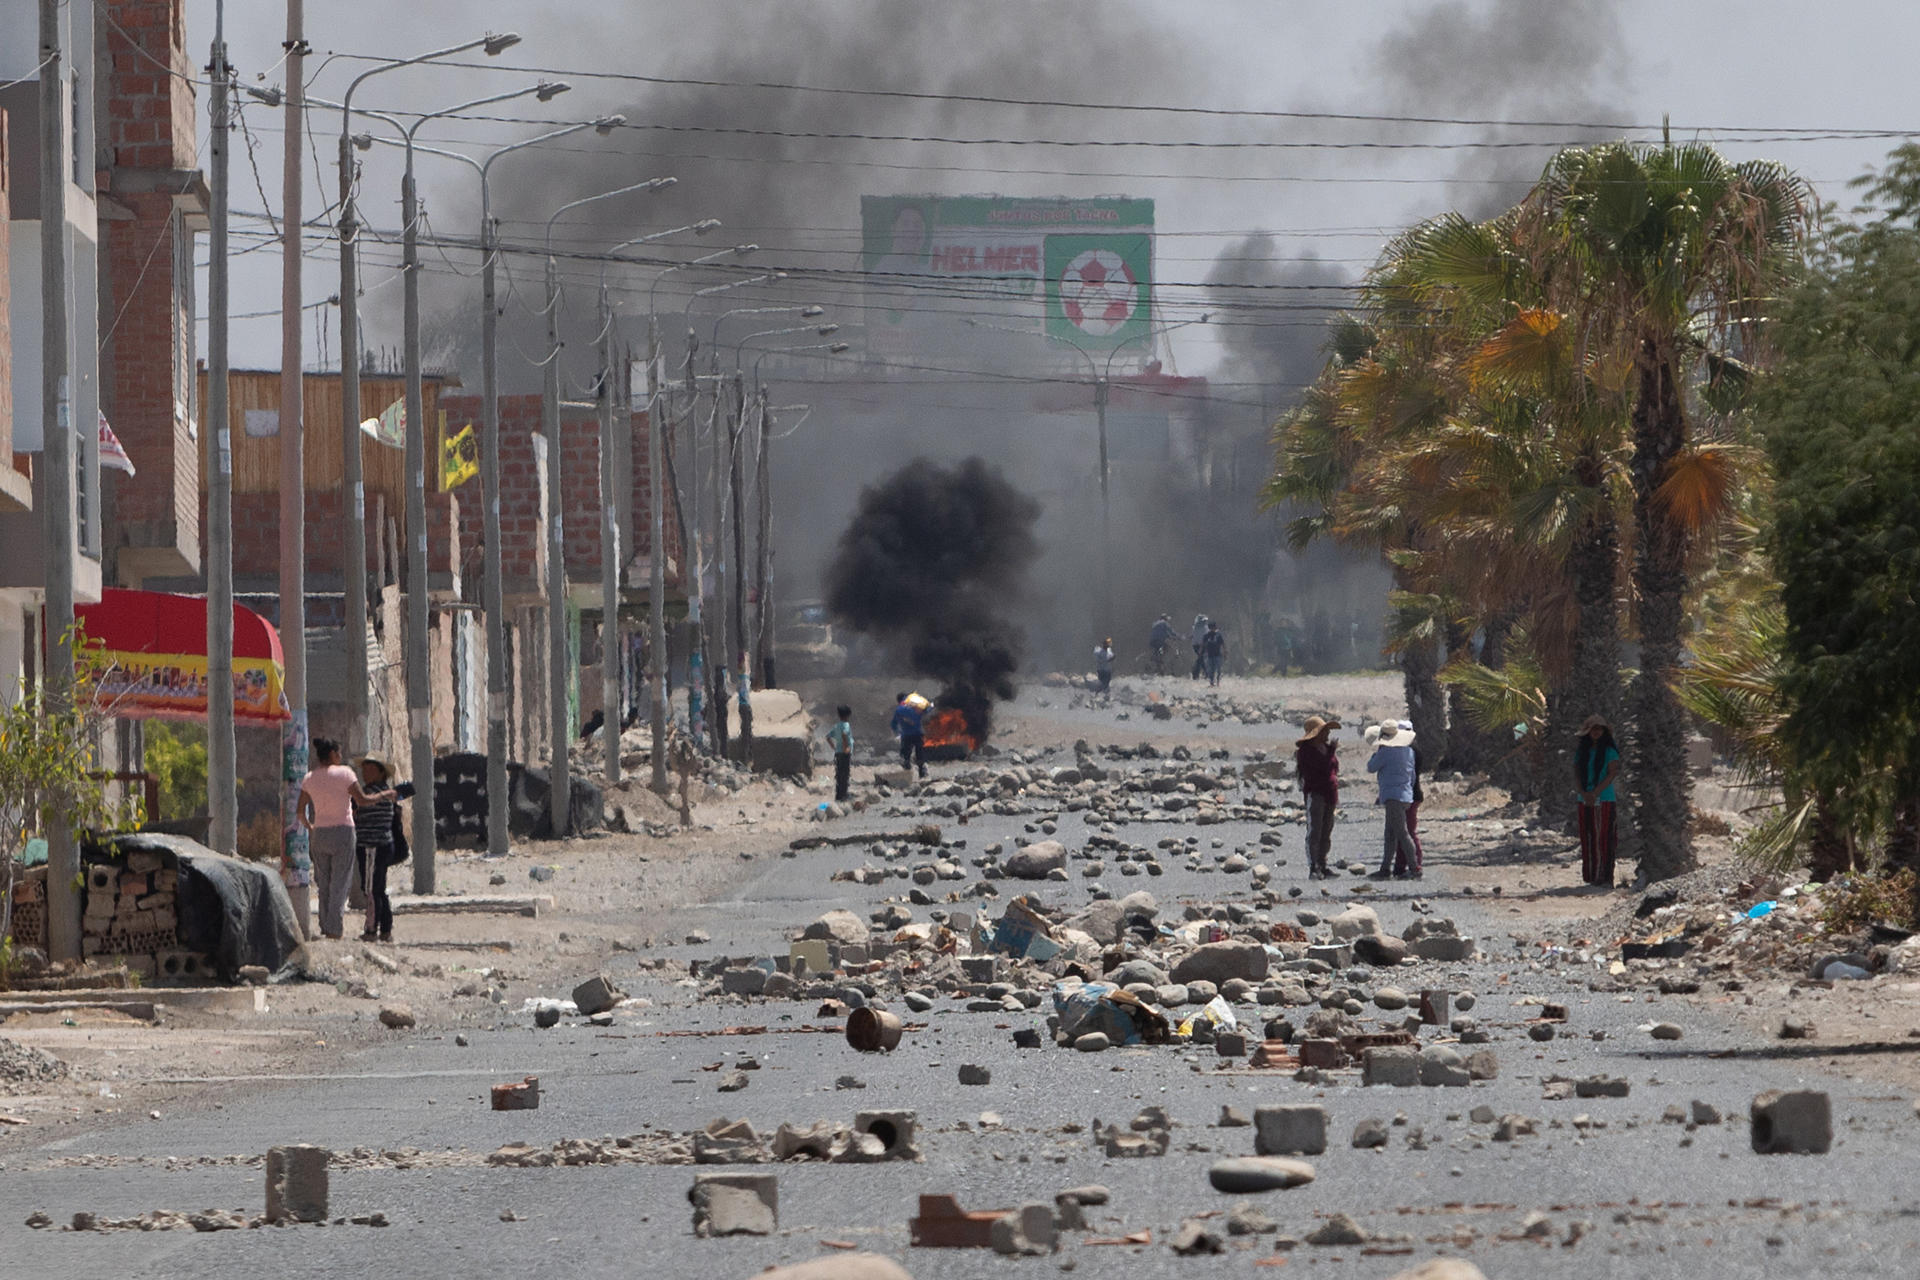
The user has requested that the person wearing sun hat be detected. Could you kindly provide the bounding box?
[1295,715,1342,878]
[1575,715,1622,886]
[1365,720,1420,880]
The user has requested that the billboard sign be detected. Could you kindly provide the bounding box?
[862,195,1153,354]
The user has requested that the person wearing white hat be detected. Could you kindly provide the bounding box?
[1365,720,1420,880]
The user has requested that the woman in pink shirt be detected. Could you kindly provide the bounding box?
[298,738,373,940]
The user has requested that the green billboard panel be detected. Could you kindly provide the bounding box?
[862,195,1153,355]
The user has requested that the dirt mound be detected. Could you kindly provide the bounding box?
[0,1034,70,1092]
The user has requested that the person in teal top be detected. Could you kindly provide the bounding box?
[827,706,854,802]
[1575,715,1622,886]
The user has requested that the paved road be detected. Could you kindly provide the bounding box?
[4,716,1914,1279]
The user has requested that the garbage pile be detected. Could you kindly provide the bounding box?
[1599,870,1920,986]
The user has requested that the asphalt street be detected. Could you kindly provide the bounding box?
[3,711,1914,1279]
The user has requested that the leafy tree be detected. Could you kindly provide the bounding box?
[1527,142,1812,881]
[142,722,209,821]
[0,640,144,956]
[1762,145,1920,883]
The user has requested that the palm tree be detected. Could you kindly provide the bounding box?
[1526,142,1811,881]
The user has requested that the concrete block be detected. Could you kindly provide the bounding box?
[1363,1045,1422,1087]
[265,1144,329,1223]
[1420,1045,1472,1087]
[1750,1090,1832,1154]
[959,956,1000,983]
[1306,943,1352,968]
[491,1076,540,1110]
[1253,1104,1327,1155]
[1413,935,1476,962]
[1418,989,1451,1025]
[853,1110,920,1160]
[721,967,768,996]
[689,1172,778,1236]
[571,974,625,1016]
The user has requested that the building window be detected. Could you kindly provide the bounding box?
[173,209,197,433]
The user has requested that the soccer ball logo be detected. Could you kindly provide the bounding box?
[1059,248,1138,336]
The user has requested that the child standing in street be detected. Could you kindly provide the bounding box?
[827,706,854,802]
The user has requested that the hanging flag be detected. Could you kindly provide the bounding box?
[439,411,478,491]
[99,411,136,477]
[359,397,406,447]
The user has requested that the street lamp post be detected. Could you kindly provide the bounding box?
[539,178,676,836]
[351,114,626,858]
[335,31,520,761]
[383,83,570,892]
[749,342,849,700]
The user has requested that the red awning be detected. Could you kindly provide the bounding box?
[72,589,290,724]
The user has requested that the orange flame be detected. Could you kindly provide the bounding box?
[922,707,980,754]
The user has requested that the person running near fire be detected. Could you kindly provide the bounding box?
[892,692,927,778]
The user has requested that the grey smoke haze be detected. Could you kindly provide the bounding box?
[1371,0,1632,216]
[405,1,1205,391]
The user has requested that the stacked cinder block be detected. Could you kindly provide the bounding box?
[81,850,198,978]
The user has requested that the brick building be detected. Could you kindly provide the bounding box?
[439,391,684,749]
[96,0,207,589]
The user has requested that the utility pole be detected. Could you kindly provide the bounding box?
[682,330,704,750]
[336,132,369,756]
[543,256,571,836]
[206,1,237,855]
[599,285,621,788]
[646,320,669,794]
[278,0,309,890]
[706,366,730,760]
[729,372,751,761]
[400,137,436,890]
[479,173,510,856]
[1093,373,1113,644]
[38,0,79,963]
[754,390,774,690]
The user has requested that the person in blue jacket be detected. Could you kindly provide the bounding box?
[891,692,926,778]
[1365,720,1420,880]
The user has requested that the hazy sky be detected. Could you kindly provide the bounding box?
[177,0,1918,382]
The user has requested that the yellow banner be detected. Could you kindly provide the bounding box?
[440,411,478,491]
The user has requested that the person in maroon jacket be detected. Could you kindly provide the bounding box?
[1295,715,1342,879]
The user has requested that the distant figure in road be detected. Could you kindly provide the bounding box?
[1295,715,1341,879]
[1575,715,1622,886]
[352,755,410,944]
[827,705,854,802]
[1393,719,1424,880]
[1365,721,1420,881]
[1094,638,1115,694]
[298,738,374,941]
[1148,614,1175,674]
[1190,614,1209,679]
[892,692,927,778]
[1201,620,1226,687]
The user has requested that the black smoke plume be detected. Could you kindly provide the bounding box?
[826,457,1039,742]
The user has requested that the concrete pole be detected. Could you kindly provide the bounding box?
[754,391,774,690]
[400,148,436,891]
[729,373,751,760]
[336,146,368,754]
[543,256,570,836]
[278,0,309,893]
[38,0,78,963]
[479,189,510,857]
[646,319,669,794]
[206,3,237,855]
[682,330,704,750]
[599,286,620,788]
[1094,374,1113,643]
[706,363,729,760]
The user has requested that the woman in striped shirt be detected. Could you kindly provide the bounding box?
[353,755,410,943]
